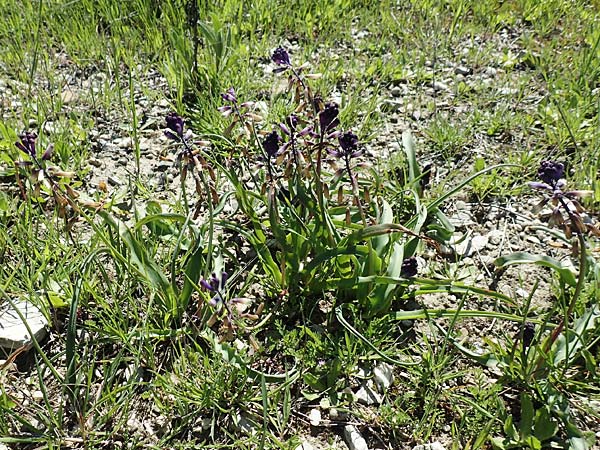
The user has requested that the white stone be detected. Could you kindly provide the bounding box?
[0,300,48,350]
[355,382,382,405]
[32,390,44,402]
[373,363,394,392]
[295,442,316,450]
[344,425,369,450]
[233,412,257,435]
[308,408,321,426]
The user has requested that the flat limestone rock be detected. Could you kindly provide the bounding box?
[0,300,48,350]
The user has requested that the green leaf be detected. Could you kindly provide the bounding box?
[494,252,577,287]
[520,393,534,436]
[369,241,404,316]
[568,436,593,450]
[0,392,16,409]
[554,305,600,365]
[372,198,394,254]
[533,407,558,442]
[503,414,518,440]
[179,242,204,313]
[98,211,176,313]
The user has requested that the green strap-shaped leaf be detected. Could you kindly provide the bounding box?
[494,252,577,287]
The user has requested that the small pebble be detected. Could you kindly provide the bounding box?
[32,390,44,402]
[344,425,369,450]
[108,176,122,186]
[455,65,472,76]
[88,158,102,168]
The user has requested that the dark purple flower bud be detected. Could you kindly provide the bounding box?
[522,322,535,348]
[200,279,213,291]
[15,132,37,157]
[165,112,184,139]
[400,257,418,278]
[538,161,564,186]
[338,131,359,154]
[272,47,291,66]
[262,131,281,158]
[221,87,237,103]
[319,103,339,134]
[297,125,314,137]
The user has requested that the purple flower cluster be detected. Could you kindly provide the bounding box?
[401,257,418,278]
[200,272,228,307]
[15,132,53,161]
[529,160,599,237]
[165,112,185,140]
[262,131,282,158]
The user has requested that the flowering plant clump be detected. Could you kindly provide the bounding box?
[529,160,599,238]
[163,112,218,214]
[13,131,86,221]
[199,271,260,340]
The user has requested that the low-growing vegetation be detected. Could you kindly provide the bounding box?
[1,1,599,449]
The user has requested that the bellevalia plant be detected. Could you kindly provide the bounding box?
[484,161,600,449]
[213,46,439,322]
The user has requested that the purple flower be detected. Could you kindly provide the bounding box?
[272,46,291,66]
[339,131,359,153]
[15,132,37,157]
[329,131,363,160]
[165,112,184,140]
[200,272,228,292]
[538,160,564,186]
[400,257,418,278]
[200,272,228,307]
[221,87,237,103]
[318,102,339,135]
[262,131,281,158]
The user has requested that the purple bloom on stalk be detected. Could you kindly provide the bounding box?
[401,257,418,278]
[339,131,359,154]
[15,132,37,157]
[538,160,564,186]
[272,46,291,66]
[200,272,228,307]
[262,131,281,158]
[221,87,237,103]
[529,160,600,237]
[165,112,185,140]
[319,102,339,135]
[329,131,363,160]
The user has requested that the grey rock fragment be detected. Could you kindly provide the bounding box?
[373,362,394,392]
[390,86,402,98]
[355,382,382,405]
[344,425,369,450]
[0,300,48,350]
[455,65,472,76]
